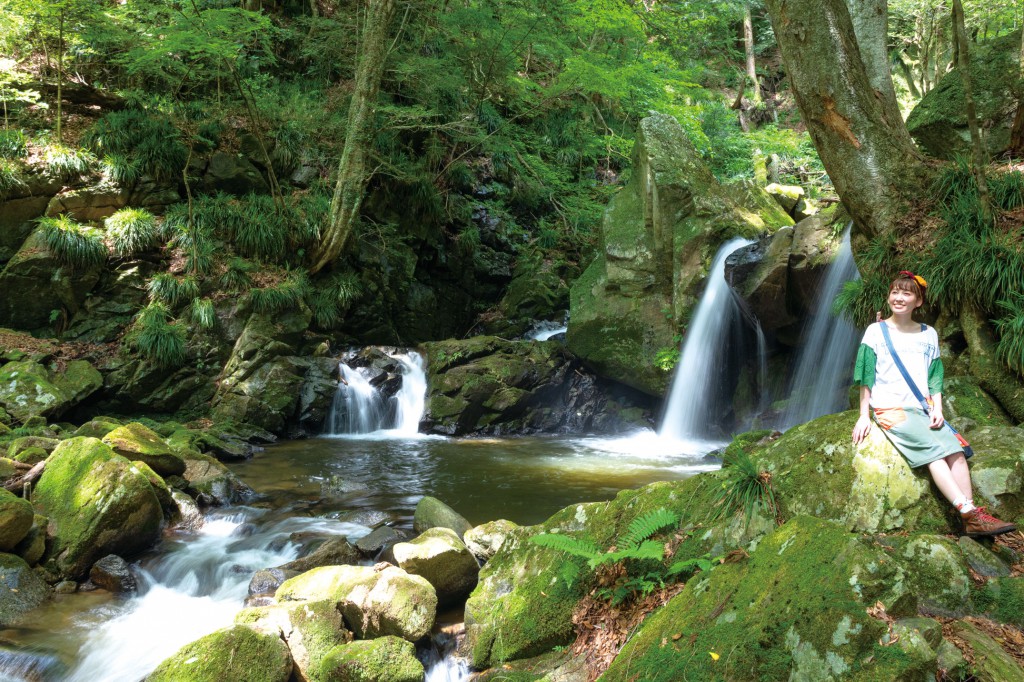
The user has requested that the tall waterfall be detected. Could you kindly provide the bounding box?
[325,350,427,436]
[780,225,860,428]
[659,238,756,442]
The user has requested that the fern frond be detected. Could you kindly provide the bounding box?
[620,508,678,549]
[527,533,600,560]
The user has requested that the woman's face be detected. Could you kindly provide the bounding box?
[888,285,922,314]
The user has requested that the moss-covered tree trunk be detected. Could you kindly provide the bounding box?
[311,0,397,274]
[743,3,762,105]
[847,0,900,119]
[763,0,928,239]
[960,306,1024,423]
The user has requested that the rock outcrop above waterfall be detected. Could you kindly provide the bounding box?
[422,336,652,436]
[566,113,793,395]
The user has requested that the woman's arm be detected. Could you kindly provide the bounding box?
[929,393,944,428]
[852,385,872,443]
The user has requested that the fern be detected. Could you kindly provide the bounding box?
[528,533,601,562]
[620,508,678,549]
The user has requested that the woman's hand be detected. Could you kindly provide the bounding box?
[929,407,944,429]
[852,415,872,444]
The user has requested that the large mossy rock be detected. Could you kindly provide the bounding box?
[317,636,425,682]
[211,307,313,435]
[148,624,293,682]
[32,437,163,578]
[236,598,351,682]
[0,489,34,551]
[276,565,437,642]
[179,450,255,506]
[0,230,103,332]
[566,113,792,395]
[392,527,480,606]
[422,336,649,436]
[0,553,49,626]
[413,495,472,538]
[0,359,102,423]
[463,474,758,669]
[907,30,1023,160]
[101,422,186,477]
[602,516,927,681]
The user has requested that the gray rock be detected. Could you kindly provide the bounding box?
[201,152,270,196]
[464,519,519,562]
[248,568,294,598]
[89,554,137,593]
[413,496,472,539]
[958,536,1011,578]
[392,528,479,606]
[279,537,360,573]
[354,526,407,557]
[0,553,49,626]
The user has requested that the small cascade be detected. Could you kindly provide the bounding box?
[659,237,756,442]
[780,225,861,428]
[422,629,470,681]
[525,317,569,342]
[325,349,428,436]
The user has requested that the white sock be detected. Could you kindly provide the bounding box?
[954,497,975,513]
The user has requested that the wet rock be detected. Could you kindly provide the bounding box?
[0,359,102,423]
[413,496,472,539]
[32,437,163,579]
[392,528,479,606]
[0,553,50,626]
[248,568,294,598]
[170,490,203,531]
[320,476,369,499]
[317,636,424,682]
[276,564,437,642]
[101,422,186,477]
[180,451,255,506]
[464,519,519,563]
[148,624,292,682]
[335,509,393,528]
[354,526,407,557]
[89,554,137,593]
[279,537,360,573]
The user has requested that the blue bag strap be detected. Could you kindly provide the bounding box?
[878,321,931,413]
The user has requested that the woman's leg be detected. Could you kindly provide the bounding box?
[926,458,966,505]
[947,451,972,502]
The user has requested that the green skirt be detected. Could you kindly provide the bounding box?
[872,406,968,468]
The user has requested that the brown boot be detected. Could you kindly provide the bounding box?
[961,507,1017,537]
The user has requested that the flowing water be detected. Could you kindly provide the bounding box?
[659,237,757,445]
[780,225,860,428]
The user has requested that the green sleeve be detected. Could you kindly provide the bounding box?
[853,343,876,388]
[928,358,944,395]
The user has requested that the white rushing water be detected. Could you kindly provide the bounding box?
[780,225,860,428]
[325,350,428,437]
[63,510,371,682]
[659,237,754,444]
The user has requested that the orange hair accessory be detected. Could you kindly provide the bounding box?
[898,270,927,289]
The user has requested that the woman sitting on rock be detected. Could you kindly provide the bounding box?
[851,271,1015,537]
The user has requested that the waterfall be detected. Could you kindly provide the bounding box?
[659,238,755,442]
[325,350,427,436]
[780,225,860,428]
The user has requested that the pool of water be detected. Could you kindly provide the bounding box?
[0,430,722,681]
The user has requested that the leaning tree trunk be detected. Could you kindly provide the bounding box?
[311,0,397,274]
[847,0,902,121]
[763,0,928,239]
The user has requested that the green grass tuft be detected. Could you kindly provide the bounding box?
[105,208,158,257]
[246,275,309,315]
[127,301,187,368]
[37,215,107,270]
[82,109,187,183]
[0,129,27,159]
[100,153,142,185]
[218,257,256,292]
[148,273,200,308]
[188,297,216,330]
[0,158,25,198]
[308,271,362,328]
[43,145,95,181]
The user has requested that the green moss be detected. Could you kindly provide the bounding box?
[148,625,292,682]
[722,429,775,467]
[976,577,1024,628]
[101,422,186,477]
[318,636,424,682]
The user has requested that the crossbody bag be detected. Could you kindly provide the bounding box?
[878,322,974,457]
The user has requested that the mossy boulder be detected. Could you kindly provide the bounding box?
[0,553,49,626]
[413,495,472,538]
[602,516,926,681]
[276,565,437,642]
[0,489,34,551]
[463,473,757,669]
[180,451,254,506]
[0,359,102,422]
[566,113,791,395]
[236,598,351,682]
[32,437,163,578]
[907,30,1023,160]
[464,519,519,562]
[951,426,1024,521]
[148,624,293,682]
[747,410,952,533]
[392,527,480,606]
[101,422,186,477]
[942,376,1012,431]
[885,534,972,616]
[317,636,424,682]
[948,619,1024,682]
[13,514,47,566]
[72,419,122,439]
[6,436,59,460]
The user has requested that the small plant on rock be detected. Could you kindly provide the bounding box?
[127,301,187,368]
[105,208,158,257]
[148,273,200,308]
[43,144,95,180]
[188,297,216,330]
[711,450,779,528]
[218,257,256,292]
[37,215,107,270]
[246,274,309,315]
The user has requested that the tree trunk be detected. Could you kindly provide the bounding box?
[951,0,991,223]
[56,8,64,144]
[961,305,1024,423]
[846,0,901,120]
[311,0,397,274]
[1009,28,1024,155]
[743,3,762,105]
[896,53,922,99]
[763,0,928,240]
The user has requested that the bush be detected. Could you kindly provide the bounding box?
[43,145,95,181]
[37,215,107,270]
[105,208,158,257]
[127,301,187,368]
[82,110,187,183]
[307,271,362,328]
[0,129,27,159]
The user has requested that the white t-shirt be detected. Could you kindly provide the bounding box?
[859,322,940,409]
